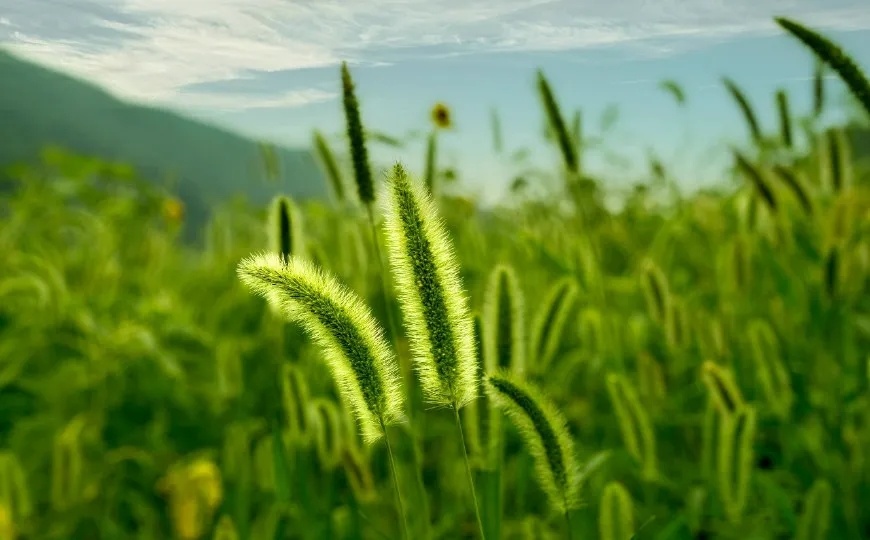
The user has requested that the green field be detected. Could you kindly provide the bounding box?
[1,17,869,540]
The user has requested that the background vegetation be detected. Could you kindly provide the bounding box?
[0,17,869,540]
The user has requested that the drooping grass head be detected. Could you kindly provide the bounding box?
[486,371,578,512]
[237,253,404,443]
[482,263,526,374]
[382,163,478,409]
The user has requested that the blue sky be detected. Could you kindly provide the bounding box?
[2,0,869,202]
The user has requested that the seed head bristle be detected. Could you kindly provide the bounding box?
[486,372,579,511]
[382,163,478,409]
[237,252,404,443]
[341,62,375,205]
[482,263,526,374]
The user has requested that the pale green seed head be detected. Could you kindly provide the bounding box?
[237,252,404,443]
[486,371,579,512]
[482,263,526,374]
[382,163,478,409]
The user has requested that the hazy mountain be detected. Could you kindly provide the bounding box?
[0,49,327,235]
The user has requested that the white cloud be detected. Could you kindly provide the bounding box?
[177,88,337,111]
[2,0,869,109]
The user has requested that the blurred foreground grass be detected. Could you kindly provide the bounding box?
[1,16,870,540]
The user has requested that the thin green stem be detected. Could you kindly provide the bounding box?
[380,419,410,540]
[366,203,431,538]
[564,507,574,540]
[453,404,487,540]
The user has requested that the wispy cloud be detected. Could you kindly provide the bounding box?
[2,0,869,109]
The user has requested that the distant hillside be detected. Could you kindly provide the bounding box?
[0,49,326,235]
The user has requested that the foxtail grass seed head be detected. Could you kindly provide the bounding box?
[424,131,438,195]
[776,17,870,118]
[341,446,376,502]
[382,163,478,409]
[825,128,852,192]
[701,361,745,416]
[716,405,757,525]
[340,62,375,205]
[530,277,579,371]
[813,59,826,116]
[213,515,240,540]
[312,131,346,203]
[599,481,636,540]
[605,373,659,480]
[795,479,833,540]
[483,264,526,374]
[268,195,304,260]
[639,259,670,325]
[237,253,404,443]
[723,78,763,145]
[775,89,793,148]
[0,452,31,521]
[310,398,344,470]
[734,151,778,212]
[486,372,579,512]
[280,364,313,443]
[747,319,794,419]
[772,165,813,216]
[536,70,578,174]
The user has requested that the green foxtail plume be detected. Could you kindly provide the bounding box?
[0,451,31,521]
[723,78,763,145]
[747,319,793,419]
[280,363,313,443]
[734,151,778,212]
[341,446,376,502]
[424,131,437,195]
[312,131,346,203]
[812,59,826,116]
[268,195,304,260]
[537,70,578,174]
[605,373,658,480]
[382,163,478,408]
[599,481,635,540]
[639,259,670,325]
[701,361,745,416]
[775,89,793,148]
[795,479,833,540]
[825,128,851,192]
[310,398,344,470]
[529,277,579,371]
[776,17,870,117]
[482,263,526,374]
[772,165,813,216]
[213,515,240,540]
[340,62,375,205]
[486,372,579,512]
[716,405,757,524]
[237,253,404,443]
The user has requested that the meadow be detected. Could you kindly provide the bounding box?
[1,16,869,540]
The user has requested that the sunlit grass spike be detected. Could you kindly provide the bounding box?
[237,253,404,443]
[382,163,478,408]
[482,263,526,374]
[486,372,579,512]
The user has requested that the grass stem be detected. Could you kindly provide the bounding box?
[381,419,410,540]
[453,404,487,540]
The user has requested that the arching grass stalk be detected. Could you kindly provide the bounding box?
[382,163,485,539]
[341,60,430,536]
[236,254,410,540]
[486,372,579,539]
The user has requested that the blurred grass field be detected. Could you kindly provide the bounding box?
[1,16,869,540]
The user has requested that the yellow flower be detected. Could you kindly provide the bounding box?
[0,503,14,540]
[430,102,452,129]
[162,197,185,224]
